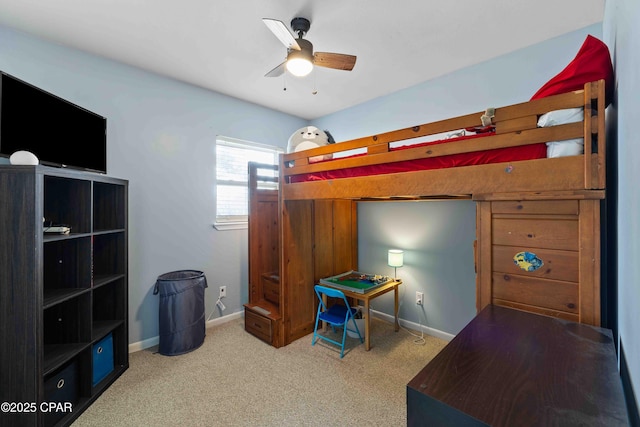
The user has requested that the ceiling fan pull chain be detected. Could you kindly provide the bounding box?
[312,71,318,95]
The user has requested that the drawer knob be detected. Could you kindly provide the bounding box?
[57,379,65,389]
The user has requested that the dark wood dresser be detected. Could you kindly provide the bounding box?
[407,305,629,426]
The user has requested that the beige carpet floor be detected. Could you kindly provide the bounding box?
[73,317,446,427]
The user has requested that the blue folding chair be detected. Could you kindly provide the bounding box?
[312,285,363,358]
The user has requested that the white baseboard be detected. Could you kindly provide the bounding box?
[128,336,159,353]
[128,310,244,353]
[205,310,243,329]
[370,309,455,342]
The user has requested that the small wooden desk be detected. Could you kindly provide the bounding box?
[322,279,402,351]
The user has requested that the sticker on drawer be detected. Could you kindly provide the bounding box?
[513,251,544,272]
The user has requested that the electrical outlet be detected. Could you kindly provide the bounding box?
[416,291,424,305]
[219,286,227,298]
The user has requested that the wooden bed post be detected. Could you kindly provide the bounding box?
[595,79,607,189]
[578,198,601,325]
[584,79,607,190]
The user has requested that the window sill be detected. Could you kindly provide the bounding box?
[213,221,247,231]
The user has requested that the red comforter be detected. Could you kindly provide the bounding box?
[290,132,546,182]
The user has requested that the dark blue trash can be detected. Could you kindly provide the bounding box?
[153,270,208,356]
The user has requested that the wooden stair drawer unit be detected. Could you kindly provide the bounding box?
[245,309,274,343]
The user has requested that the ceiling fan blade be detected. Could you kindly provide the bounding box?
[265,61,286,77]
[314,52,357,71]
[262,18,301,51]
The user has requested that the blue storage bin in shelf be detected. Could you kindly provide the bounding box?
[92,333,114,386]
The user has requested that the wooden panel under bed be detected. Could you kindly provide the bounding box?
[475,192,602,325]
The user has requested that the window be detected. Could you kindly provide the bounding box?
[214,136,282,230]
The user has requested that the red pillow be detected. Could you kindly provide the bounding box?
[530,35,614,105]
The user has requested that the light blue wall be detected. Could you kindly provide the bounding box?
[357,200,476,334]
[317,24,603,335]
[604,0,640,414]
[0,24,307,345]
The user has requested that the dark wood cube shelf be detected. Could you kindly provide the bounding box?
[0,165,129,426]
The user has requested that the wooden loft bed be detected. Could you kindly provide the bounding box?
[280,80,606,200]
[245,80,608,349]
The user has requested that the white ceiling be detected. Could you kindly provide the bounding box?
[0,0,604,120]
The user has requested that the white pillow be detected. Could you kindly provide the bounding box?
[537,108,584,158]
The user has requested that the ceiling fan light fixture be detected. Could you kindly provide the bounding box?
[286,57,313,77]
[263,17,356,79]
[286,42,314,77]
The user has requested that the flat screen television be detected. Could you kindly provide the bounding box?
[0,71,107,173]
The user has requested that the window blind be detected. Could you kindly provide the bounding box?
[215,136,282,229]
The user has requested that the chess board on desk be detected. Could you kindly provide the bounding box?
[319,270,393,294]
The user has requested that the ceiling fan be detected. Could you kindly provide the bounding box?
[262,17,357,78]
